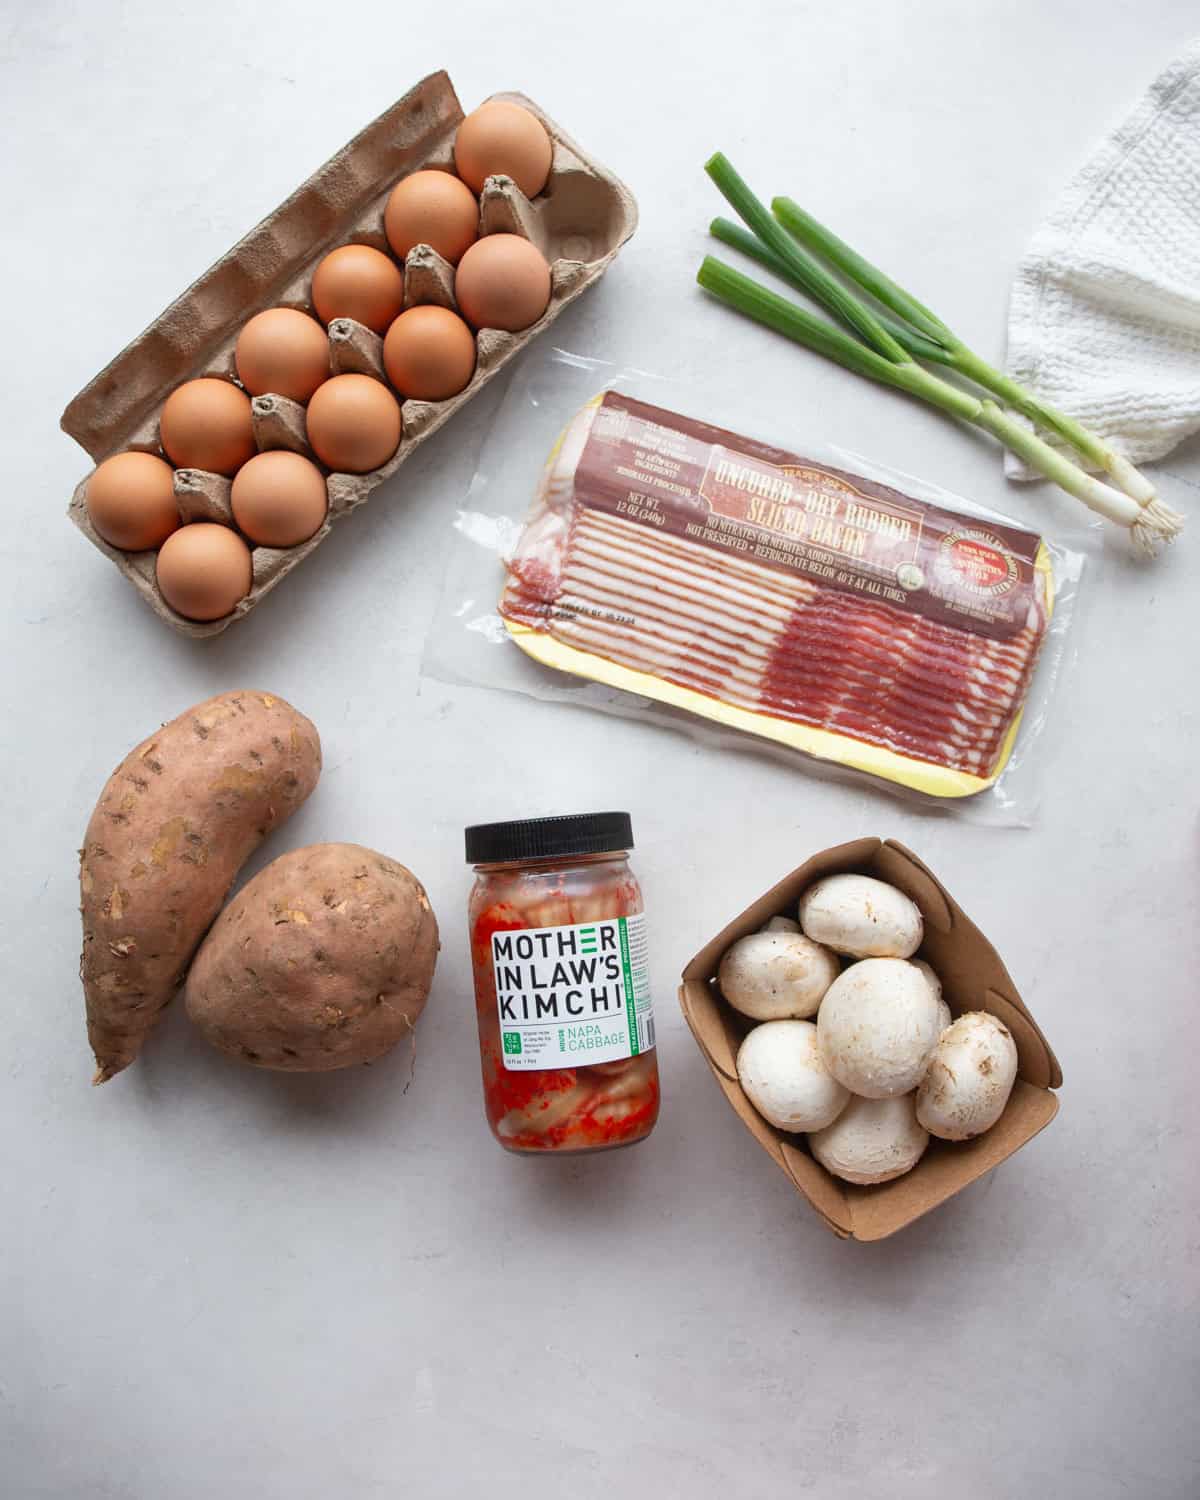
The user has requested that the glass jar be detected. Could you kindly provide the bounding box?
[465,811,660,1155]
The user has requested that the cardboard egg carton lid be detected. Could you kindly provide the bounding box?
[679,838,1062,1241]
[61,70,638,636]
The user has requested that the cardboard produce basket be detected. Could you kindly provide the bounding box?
[678,837,1062,1241]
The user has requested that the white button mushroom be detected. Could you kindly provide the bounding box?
[817,958,942,1098]
[912,959,952,1038]
[808,1093,929,1184]
[761,915,800,933]
[916,1012,1019,1141]
[718,930,840,1021]
[736,1020,850,1133]
[799,874,923,958]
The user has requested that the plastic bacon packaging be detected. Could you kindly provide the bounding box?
[426,351,1085,825]
[502,391,1054,798]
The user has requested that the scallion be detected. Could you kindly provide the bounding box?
[771,196,1162,509]
[698,156,1183,555]
[709,216,954,367]
[697,255,1148,539]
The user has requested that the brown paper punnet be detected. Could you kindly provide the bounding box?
[61,71,637,636]
[679,838,1061,1241]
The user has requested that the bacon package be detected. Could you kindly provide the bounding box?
[426,352,1084,822]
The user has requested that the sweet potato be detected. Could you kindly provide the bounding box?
[184,842,438,1071]
[79,690,322,1083]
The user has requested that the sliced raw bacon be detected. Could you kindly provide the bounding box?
[500,394,1051,785]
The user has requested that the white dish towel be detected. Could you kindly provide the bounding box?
[1005,38,1200,480]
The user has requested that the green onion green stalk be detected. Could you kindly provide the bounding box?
[698,153,1183,556]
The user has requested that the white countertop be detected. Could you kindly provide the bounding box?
[5,3,1199,1496]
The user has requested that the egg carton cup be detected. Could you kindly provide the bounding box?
[679,838,1062,1242]
[61,70,638,637]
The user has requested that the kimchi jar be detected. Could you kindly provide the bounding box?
[465,811,659,1154]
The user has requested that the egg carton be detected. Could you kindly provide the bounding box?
[61,70,638,637]
[679,838,1062,1241]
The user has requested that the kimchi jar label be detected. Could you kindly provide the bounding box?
[572,391,1044,641]
[491,914,655,1071]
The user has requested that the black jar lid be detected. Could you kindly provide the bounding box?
[465,811,634,865]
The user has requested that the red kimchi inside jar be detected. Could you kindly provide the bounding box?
[465,812,660,1155]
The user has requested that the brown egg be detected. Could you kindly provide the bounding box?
[454,101,553,199]
[86,451,179,551]
[231,451,328,548]
[305,374,402,473]
[159,379,256,476]
[384,170,479,265]
[383,306,477,402]
[235,308,330,402]
[311,245,405,334]
[454,234,551,332]
[156,523,253,621]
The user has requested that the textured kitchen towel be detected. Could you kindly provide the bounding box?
[1005,39,1200,479]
